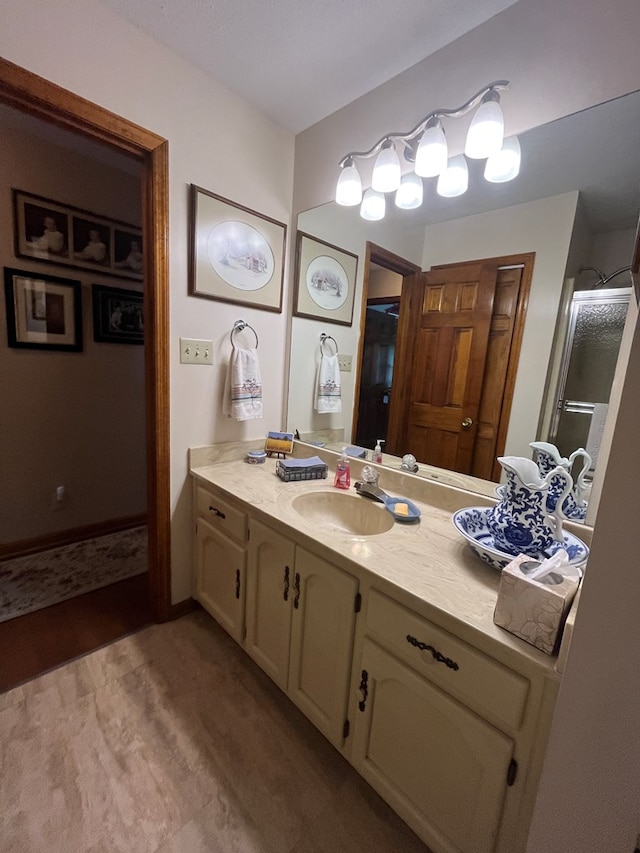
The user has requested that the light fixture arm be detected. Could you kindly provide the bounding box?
[338,80,510,167]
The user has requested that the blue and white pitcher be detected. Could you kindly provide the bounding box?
[487,456,573,556]
[529,441,591,520]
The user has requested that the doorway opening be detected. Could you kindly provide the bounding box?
[0,58,170,687]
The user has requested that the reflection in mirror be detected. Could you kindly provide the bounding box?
[287,90,640,514]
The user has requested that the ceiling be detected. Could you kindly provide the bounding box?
[96,0,520,133]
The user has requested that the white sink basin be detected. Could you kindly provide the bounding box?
[290,491,394,536]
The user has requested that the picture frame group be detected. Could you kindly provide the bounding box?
[13,189,143,281]
[188,184,287,312]
[4,267,144,351]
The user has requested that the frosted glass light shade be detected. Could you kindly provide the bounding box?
[414,123,448,177]
[335,161,363,206]
[395,173,423,209]
[371,143,401,193]
[484,135,521,183]
[465,98,504,159]
[360,188,386,220]
[436,155,469,198]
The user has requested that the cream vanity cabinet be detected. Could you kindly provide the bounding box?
[193,481,247,644]
[245,518,359,748]
[349,588,541,853]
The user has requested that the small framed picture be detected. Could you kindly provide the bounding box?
[4,266,83,352]
[188,184,287,312]
[293,232,358,326]
[92,284,144,345]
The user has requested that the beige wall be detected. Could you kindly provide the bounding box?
[0,118,145,542]
[0,0,295,603]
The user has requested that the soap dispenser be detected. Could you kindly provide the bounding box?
[373,439,385,464]
[334,446,351,489]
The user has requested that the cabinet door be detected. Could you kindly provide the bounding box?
[352,640,514,853]
[195,516,246,644]
[245,520,295,691]
[288,547,358,748]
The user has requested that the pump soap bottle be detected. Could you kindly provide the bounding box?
[373,439,385,464]
[334,447,351,489]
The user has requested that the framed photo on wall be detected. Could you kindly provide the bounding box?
[92,284,144,345]
[293,232,358,326]
[12,189,143,281]
[188,184,287,312]
[4,266,83,352]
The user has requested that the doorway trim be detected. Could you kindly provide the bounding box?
[351,242,421,443]
[0,57,171,622]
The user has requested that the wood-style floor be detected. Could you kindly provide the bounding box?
[0,608,431,853]
[0,573,152,692]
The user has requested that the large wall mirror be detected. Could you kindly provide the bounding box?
[286,89,640,510]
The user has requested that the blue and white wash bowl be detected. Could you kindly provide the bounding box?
[452,506,589,572]
[487,456,573,556]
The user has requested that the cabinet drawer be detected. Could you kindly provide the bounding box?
[195,484,247,543]
[366,589,529,730]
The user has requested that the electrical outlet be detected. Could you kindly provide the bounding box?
[180,338,213,364]
[52,485,65,511]
[338,354,353,372]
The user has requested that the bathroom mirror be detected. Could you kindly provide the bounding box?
[286,89,640,496]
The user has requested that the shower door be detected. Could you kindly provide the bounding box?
[549,287,631,467]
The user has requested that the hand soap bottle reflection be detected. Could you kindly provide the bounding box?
[334,447,351,489]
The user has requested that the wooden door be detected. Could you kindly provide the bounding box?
[387,263,498,474]
[245,520,295,691]
[195,517,246,644]
[352,640,514,853]
[288,547,358,748]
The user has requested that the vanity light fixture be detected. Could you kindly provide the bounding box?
[484,135,521,183]
[334,80,518,220]
[395,173,424,209]
[360,188,386,220]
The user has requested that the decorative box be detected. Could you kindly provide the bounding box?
[493,553,581,655]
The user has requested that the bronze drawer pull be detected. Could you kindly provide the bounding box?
[358,669,369,712]
[235,569,241,600]
[283,566,290,601]
[293,572,301,609]
[209,506,226,519]
[407,634,459,671]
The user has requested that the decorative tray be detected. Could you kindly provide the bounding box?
[452,506,589,572]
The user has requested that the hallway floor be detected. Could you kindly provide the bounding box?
[0,608,430,853]
[0,573,152,692]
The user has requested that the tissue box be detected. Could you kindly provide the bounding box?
[493,553,580,655]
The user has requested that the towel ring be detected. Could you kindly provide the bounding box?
[231,319,259,348]
[320,332,338,356]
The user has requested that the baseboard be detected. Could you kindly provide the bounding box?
[169,598,199,620]
[0,513,148,561]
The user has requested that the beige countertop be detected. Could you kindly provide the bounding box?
[190,444,587,680]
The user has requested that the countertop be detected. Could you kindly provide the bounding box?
[190,445,586,680]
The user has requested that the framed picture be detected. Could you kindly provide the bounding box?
[293,232,358,326]
[4,266,83,352]
[92,284,144,345]
[188,184,286,312]
[13,189,143,281]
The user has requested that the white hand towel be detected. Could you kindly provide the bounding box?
[223,346,263,421]
[315,353,342,413]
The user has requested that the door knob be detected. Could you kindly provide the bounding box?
[461,417,473,429]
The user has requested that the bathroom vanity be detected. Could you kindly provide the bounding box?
[190,444,577,853]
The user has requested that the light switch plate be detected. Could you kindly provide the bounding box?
[338,354,353,372]
[180,338,213,364]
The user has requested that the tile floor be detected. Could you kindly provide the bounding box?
[0,609,430,853]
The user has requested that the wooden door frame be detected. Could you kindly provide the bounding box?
[431,252,535,480]
[351,242,421,444]
[0,57,171,622]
